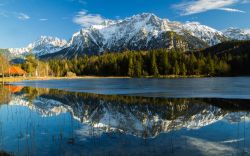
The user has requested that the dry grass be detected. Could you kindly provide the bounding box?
[0,75,208,83]
[1,76,130,83]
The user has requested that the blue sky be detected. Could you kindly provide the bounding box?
[0,0,250,48]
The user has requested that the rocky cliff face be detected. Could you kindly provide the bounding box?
[42,13,226,59]
[4,13,250,60]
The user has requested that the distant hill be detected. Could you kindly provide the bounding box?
[200,40,250,56]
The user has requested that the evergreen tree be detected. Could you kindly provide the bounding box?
[161,51,169,75]
[197,59,206,75]
[128,53,134,77]
[150,51,159,76]
[21,54,39,76]
[206,55,215,75]
[173,60,180,75]
[180,63,187,75]
[189,53,197,75]
[134,53,143,77]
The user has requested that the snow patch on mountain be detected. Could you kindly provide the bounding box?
[5,13,250,59]
[182,22,224,46]
[223,28,250,40]
[66,13,227,56]
[8,36,67,57]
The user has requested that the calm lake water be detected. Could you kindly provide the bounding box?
[0,77,250,156]
[11,77,250,99]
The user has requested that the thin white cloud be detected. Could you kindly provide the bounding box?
[39,18,48,21]
[18,13,30,20]
[218,7,245,13]
[69,0,87,5]
[184,136,236,155]
[73,10,106,27]
[77,0,87,5]
[174,0,246,15]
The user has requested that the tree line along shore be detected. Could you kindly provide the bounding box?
[23,49,250,77]
[1,40,250,82]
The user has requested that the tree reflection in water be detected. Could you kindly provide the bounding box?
[0,85,250,155]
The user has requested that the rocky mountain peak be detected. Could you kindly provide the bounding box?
[8,36,67,57]
[3,13,250,59]
[223,28,250,40]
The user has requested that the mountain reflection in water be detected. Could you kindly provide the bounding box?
[0,85,250,156]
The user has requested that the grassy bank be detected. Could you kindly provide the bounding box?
[0,75,212,83]
[1,76,131,83]
[1,76,59,83]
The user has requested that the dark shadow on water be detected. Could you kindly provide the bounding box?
[0,151,12,156]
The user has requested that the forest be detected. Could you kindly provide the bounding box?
[46,50,231,77]
[1,40,250,78]
[23,49,250,77]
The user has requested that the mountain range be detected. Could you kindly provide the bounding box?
[1,13,250,60]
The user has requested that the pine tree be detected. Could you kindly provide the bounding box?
[180,63,187,75]
[134,53,143,77]
[128,53,134,77]
[189,53,197,75]
[173,60,180,75]
[206,55,215,75]
[197,59,206,75]
[162,52,169,75]
[150,51,159,77]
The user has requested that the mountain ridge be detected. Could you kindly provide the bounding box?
[52,13,226,59]
[2,13,250,60]
[4,36,67,58]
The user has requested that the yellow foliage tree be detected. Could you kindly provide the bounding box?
[0,54,10,84]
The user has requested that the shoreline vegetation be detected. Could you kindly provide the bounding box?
[1,76,129,83]
[1,75,207,83]
[1,75,192,83]
[2,74,247,83]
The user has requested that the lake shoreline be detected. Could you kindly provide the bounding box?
[1,75,248,83]
[1,76,130,83]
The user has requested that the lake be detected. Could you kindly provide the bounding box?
[11,77,250,99]
[0,77,250,156]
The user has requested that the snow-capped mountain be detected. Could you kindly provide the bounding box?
[223,28,250,40]
[8,36,67,57]
[43,13,226,59]
[3,13,250,60]
[182,22,226,46]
